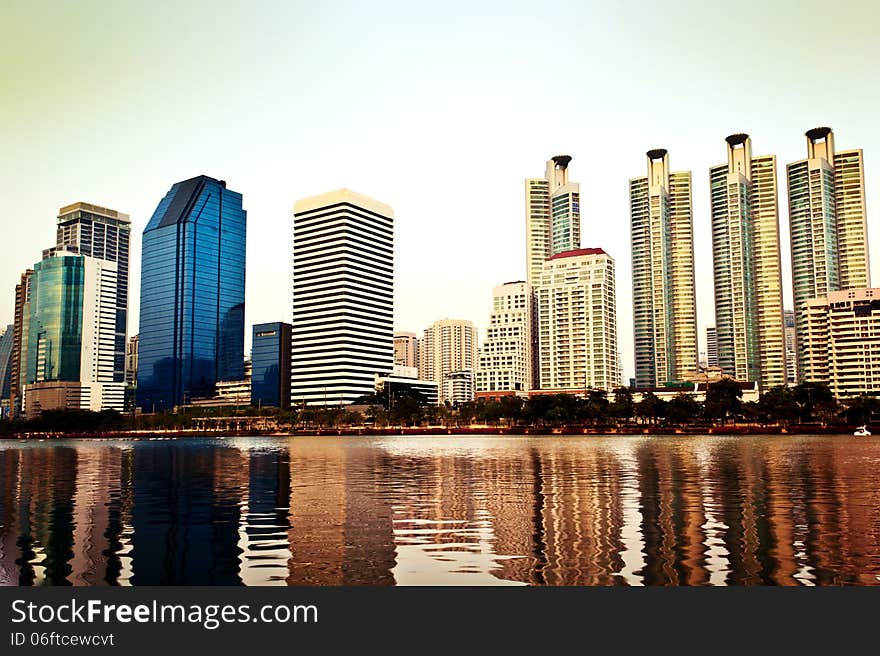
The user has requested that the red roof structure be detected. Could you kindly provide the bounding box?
[548,247,608,260]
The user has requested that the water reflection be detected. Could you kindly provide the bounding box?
[0,435,879,586]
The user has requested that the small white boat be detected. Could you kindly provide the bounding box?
[854,425,872,436]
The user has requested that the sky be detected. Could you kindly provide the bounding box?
[1,0,879,382]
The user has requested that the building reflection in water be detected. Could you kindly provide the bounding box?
[237,444,291,586]
[283,439,396,585]
[0,435,879,586]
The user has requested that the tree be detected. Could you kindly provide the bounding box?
[343,411,365,426]
[498,395,525,426]
[666,393,701,425]
[421,403,440,426]
[610,387,635,423]
[792,382,834,423]
[365,405,388,428]
[741,401,761,426]
[704,379,743,425]
[298,407,320,428]
[457,401,481,426]
[390,393,423,426]
[317,406,345,427]
[814,397,841,426]
[480,400,504,425]
[552,394,580,425]
[546,406,568,426]
[635,392,666,425]
[275,409,296,429]
[842,394,880,425]
[523,395,553,427]
[581,390,610,425]
[30,409,127,433]
[522,394,579,426]
[757,386,798,426]
[352,392,383,406]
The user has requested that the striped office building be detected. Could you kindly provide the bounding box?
[291,189,394,406]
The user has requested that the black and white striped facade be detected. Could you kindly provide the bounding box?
[291,189,394,406]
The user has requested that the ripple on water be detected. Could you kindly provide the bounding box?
[1,434,879,585]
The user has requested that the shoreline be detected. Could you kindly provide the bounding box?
[0,424,868,440]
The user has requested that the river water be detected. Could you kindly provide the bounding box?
[1,434,878,586]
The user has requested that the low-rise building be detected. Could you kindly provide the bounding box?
[784,310,798,386]
[442,369,475,406]
[375,365,438,405]
[535,248,620,392]
[251,322,291,408]
[181,361,252,410]
[419,319,478,404]
[476,281,535,396]
[630,381,759,404]
[21,251,124,415]
[125,335,138,386]
[802,288,880,397]
[24,380,126,416]
[393,332,418,370]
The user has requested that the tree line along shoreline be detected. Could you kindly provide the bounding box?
[1,380,877,438]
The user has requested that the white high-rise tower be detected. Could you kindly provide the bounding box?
[419,319,478,404]
[291,189,394,406]
[709,134,785,388]
[630,149,698,387]
[525,156,580,285]
[536,248,619,392]
[787,127,871,378]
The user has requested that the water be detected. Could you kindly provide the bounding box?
[1,434,879,586]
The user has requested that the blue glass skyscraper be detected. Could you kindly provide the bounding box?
[251,322,291,408]
[0,324,14,402]
[137,176,246,412]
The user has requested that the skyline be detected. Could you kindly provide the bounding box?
[3,1,880,382]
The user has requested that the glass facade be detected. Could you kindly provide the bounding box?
[55,203,131,383]
[526,157,579,286]
[630,177,655,387]
[251,322,291,408]
[0,324,13,399]
[137,176,246,412]
[788,158,839,381]
[710,166,759,382]
[550,189,579,255]
[25,255,85,383]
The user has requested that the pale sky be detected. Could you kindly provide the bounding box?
[2,0,878,381]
